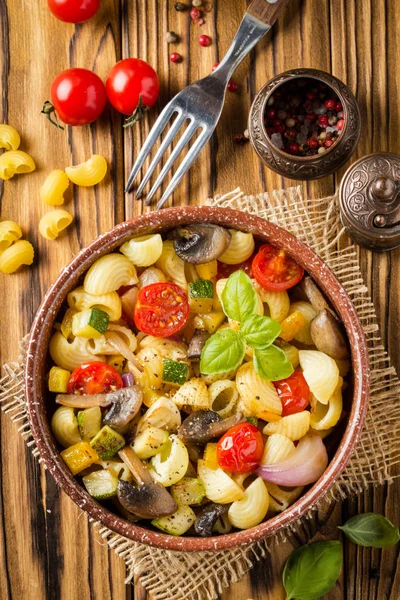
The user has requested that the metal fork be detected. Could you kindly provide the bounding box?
[125,0,291,209]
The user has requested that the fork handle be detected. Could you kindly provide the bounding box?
[247,0,291,27]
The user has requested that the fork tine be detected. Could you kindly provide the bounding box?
[145,120,199,205]
[156,128,212,210]
[124,103,180,193]
[135,112,186,199]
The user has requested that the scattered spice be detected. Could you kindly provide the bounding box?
[170,52,182,63]
[192,0,202,5]
[199,34,211,46]
[233,133,248,144]
[227,80,238,92]
[190,7,201,19]
[166,31,179,43]
[212,62,220,71]
[174,2,188,10]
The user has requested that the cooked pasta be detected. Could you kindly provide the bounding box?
[310,378,343,430]
[40,170,70,206]
[51,406,81,448]
[0,124,20,150]
[120,234,163,267]
[255,284,290,323]
[265,482,304,513]
[84,254,138,295]
[138,267,166,288]
[0,240,34,273]
[228,477,269,529]
[236,362,282,416]
[39,209,73,240]
[289,301,317,344]
[65,154,107,186]
[49,331,105,371]
[149,435,189,486]
[0,220,22,253]
[139,335,187,361]
[0,150,35,180]
[299,350,340,404]
[197,460,245,504]
[208,380,239,418]
[172,378,210,409]
[67,286,122,321]
[277,342,300,368]
[263,411,311,440]
[156,240,187,290]
[218,230,255,264]
[136,397,181,434]
[261,433,295,464]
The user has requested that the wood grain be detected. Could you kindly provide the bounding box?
[0,1,399,599]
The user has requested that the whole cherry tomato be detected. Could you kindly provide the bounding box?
[217,255,255,280]
[106,59,160,125]
[273,369,310,416]
[134,282,189,337]
[217,422,264,473]
[252,244,304,291]
[48,0,100,23]
[67,362,123,395]
[44,68,107,128]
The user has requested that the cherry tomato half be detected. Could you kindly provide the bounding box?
[217,422,264,474]
[49,68,107,126]
[48,0,100,23]
[273,369,310,416]
[106,59,160,124]
[134,282,189,337]
[67,362,123,395]
[217,255,255,280]
[252,244,304,291]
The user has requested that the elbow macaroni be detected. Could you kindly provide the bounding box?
[120,234,163,267]
[0,150,35,180]
[40,170,70,206]
[49,331,106,372]
[236,362,282,416]
[263,411,311,441]
[39,209,73,240]
[228,477,269,529]
[289,302,317,345]
[0,220,22,253]
[0,124,20,150]
[218,230,255,264]
[261,433,295,465]
[84,254,138,295]
[156,240,187,290]
[65,154,107,186]
[299,350,340,404]
[310,378,343,430]
[208,379,239,418]
[67,286,122,322]
[0,240,34,273]
[198,460,245,504]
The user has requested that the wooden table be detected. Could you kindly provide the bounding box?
[0,1,399,598]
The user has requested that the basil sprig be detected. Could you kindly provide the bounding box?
[338,513,400,548]
[283,541,343,600]
[200,270,293,381]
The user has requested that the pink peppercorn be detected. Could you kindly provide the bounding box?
[318,116,329,128]
[285,129,297,139]
[212,62,220,72]
[199,34,211,46]
[306,91,316,100]
[305,113,316,121]
[233,133,248,144]
[196,17,205,25]
[307,139,319,149]
[273,119,283,127]
[324,139,334,148]
[324,99,336,110]
[266,108,276,119]
[337,119,345,130]
[289,143,300,154]
[170,52,182,63]
[227,80,238,92]
[190,7,201,19]
[335,101,343,112]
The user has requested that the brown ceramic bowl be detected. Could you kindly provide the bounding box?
[25,206,369,552]
[248,68,361,180]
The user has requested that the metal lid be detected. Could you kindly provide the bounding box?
[339,152,400,250]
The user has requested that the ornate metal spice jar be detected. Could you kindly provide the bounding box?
[339,153,400,251]
[248,68,361,180]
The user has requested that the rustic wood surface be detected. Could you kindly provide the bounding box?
[0,0,399,599]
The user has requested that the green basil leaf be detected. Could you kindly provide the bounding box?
[241,314,282,349]
[338,513,400,548]
[254,346,294,381]
[283,540,343,600]
[221,270,257,322]
[200,329,245,375]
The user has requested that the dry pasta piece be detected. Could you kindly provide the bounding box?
[67,286,122,322]
[0,125,20,150]
[84,254,138,295]
[261,433,295,464]
[236,362,282,416]
[156,240,187,291]
[310,378,343,430]
[65,154,107,186]
[299,350,340,404]
[228,477,269,529]
[172,378,210,409]
[289,301,317,345]
[0,150,35,180]
[40,170,70,206]
[120,234,163,267]
[218,230,255,264]
[197,460,245,504]
[0,220,22,253]
[0,240,34,273]
[39,209,73,240]
[263,411,310,441]
[279,311,308,342]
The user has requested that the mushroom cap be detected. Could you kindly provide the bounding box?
[187,331,210,360]
[169,225,231,264]
[178,410,222,443]
[310,309,349,360]
[103,386,143,429]
[117,480,177,519]
[194,503,229,537]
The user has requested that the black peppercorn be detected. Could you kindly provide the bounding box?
[175,2,188,10]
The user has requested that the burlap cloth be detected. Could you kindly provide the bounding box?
[1,186,399,600]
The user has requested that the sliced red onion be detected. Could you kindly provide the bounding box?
[56,394,111,408]
[121,372,134,388]
[105,331,143,372]
[256,435,328,487]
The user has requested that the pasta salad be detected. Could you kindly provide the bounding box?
[49,224,350,536]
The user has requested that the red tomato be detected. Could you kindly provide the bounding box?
[48,68,107,126]
[252,244,304,291]
[217,255,255,279]
[106,59,160,124]
[134,282,189,337]
[217,422,264,474]
[67,362,123,395]
[48,0,100,23]
[273,370,310,416]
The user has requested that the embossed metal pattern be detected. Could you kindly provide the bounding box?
[248,68,361,181]
[339,152,400,250]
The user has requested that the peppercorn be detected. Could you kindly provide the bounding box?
[233,133,248,144]
[337,119,345,130]
[212,62,220,72]
[174,2,188,10]
[227,80,238,92]
[166,31,179,43]
[192,0,202,5]
[190,7,201,19]
[199,34,211,46]
[170,52,182,63]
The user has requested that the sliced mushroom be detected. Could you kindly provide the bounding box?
[103,386,143,429]
[310,309,349,360]
[301,277,331,312]
[117,447,177,519]
[169,225,231,264]
[194,503,229,537]
[178,410,245,444]
[187,331,210,360]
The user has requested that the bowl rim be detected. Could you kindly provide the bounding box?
[25,205,369,552]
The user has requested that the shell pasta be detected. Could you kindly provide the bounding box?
[39,209,73,240]
[0,220,22,253]
[47,225,351,537]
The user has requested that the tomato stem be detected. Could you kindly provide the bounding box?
[41,100,65,130]
[123,95,149,128]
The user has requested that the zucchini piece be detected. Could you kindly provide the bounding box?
[106,355,125,374]
[189,280,214,314]
[77,406,102,441]
[61,441,98,475]
[132,426,169,459]
[72,307,110,339]
[90,425,125,460]
[100,460,132,482]
[60,307,77,339]
[82,468,118,499]
[151,504,196,536]
[162,359,189,385]
[48,366,71,393]
[171,477,206,506]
